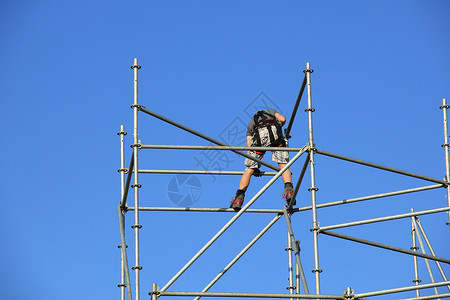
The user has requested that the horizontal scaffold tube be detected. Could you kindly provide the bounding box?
[320,230,450,264]
[354,281,450,298]
[138,169,277,176]
[138,107,280,171]
[318,206,450,231]
[127,207,283,213]
[154,291,344,299]
[126,184,443,214]
[140,144,306,152]
[315,149,447,185]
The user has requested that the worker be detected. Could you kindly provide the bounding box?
[230,109,294,211]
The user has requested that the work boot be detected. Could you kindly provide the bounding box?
[230,189,245,211]
[283,182,295,206]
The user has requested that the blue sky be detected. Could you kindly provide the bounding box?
[1,1,450,299]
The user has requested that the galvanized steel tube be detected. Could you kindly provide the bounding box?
[138,169,277,176]
[118,125,127,300]
[140,144,306,152]
[410,209,420,298]
[157,291,344,299]
[304,62,321,294]
[320,230,450,264]
[285,75,307,138]
[315,149,446,185]
[286,221,295,298]
[354,280,450,298]
[441,98,450,226]
[412,218,439,296]
[318,206,450,231]
[117,205,133,300]
[160,147,307,292]
[415,216,450,291]
[131,58,141,300]
[283,208,309,294]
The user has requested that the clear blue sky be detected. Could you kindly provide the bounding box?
[1,1,449,300]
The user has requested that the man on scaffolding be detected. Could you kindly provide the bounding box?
[230,109,294,211]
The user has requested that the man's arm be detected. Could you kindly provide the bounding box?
[275,112,286,126]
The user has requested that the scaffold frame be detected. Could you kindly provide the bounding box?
[117,58,450,300]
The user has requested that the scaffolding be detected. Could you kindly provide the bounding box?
[117,58,450,300]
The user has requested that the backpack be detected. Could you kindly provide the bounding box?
[252,111,286,148]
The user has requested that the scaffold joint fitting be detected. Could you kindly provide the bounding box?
[117,168,128,173]
[410,246,419,250]
[117,244,128,248]
[441,143,450,147]
[285,247,293,251]
[308,187,319,192]
[117,130,127,136]
[440,105,450,109]
[131,184,142,188]
[312,268,323,273]
[130,64,141,69]
[118,283,127,287]
[130,104,145,110]
[131,224,142,229]
[413,279,422,283]
[303,68,314,73]
[286,286,296,290]
[305,108,315,112]
[132,266,143,270]
[131,143,142,149]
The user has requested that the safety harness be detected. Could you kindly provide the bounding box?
[252,111,286,152]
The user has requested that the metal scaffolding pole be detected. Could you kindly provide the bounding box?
[138,169,277,176]
[294,184,444,213]
[320,230,450,264]
[140,144,306,152]
[304,62,321,294]
[131,58,142,300]
[156,291,345,299]
[285,74,307,139]
[118,125,130,300]
[318,206,450,231]
[412,217,440,296]
[193,213,283,300]
[354,281,450,299]
[120,151,134,209]
[315,149,446,185]
[129,206,283,213]
[283,208,309,294]
[399,293,450,300]
[118,205,133,300]
[415,216,450,291]
[292,154,310,206]
[440,98,450,227]
[286,228,295,298]
[410,209,421,298]
[160,147,307,292]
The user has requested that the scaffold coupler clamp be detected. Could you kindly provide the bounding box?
[344,287,354,299]
[130,104,146,111]
[439,104,450,110]
[150,284,161,299]
[303,67,314,74]
[130,63,141,69]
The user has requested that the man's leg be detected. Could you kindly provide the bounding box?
[239,168,255,191]
[278,163,292,183]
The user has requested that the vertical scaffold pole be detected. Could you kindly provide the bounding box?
[410,209,421,298]
[440,98,450,227]
[286,221,295,299]
[118,125,127,300]
[304,62,321,294]
[131,58,142,300]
